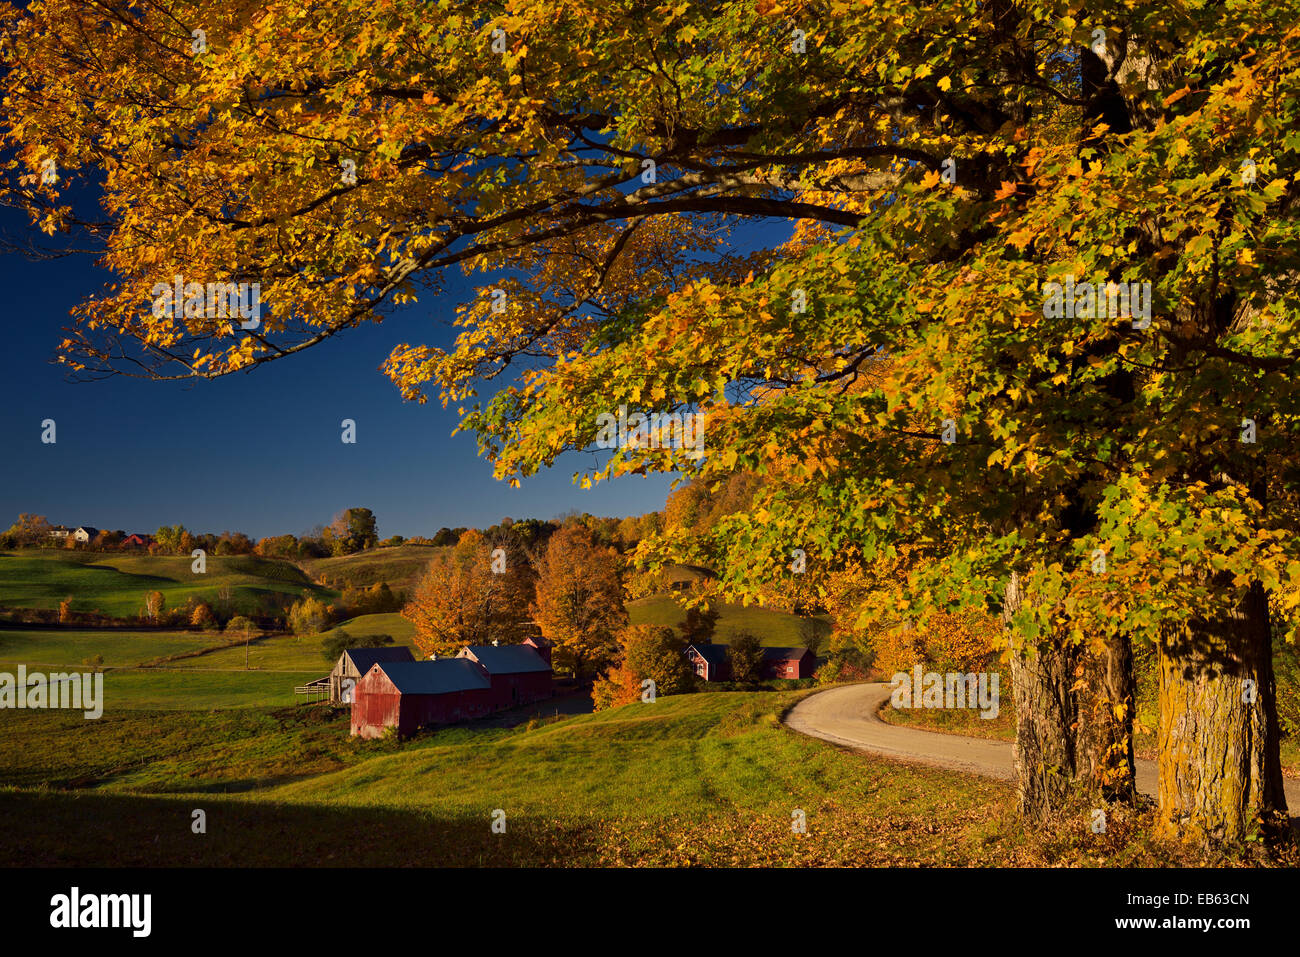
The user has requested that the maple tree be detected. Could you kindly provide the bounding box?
[531,522,626,677]
[3,0,1299,846]
[402,530,533,657]
[593,623,692,709]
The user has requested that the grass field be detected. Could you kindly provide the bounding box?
[169,615,419,672]
[0,692,1021,866]
[0,628,218,669]
[627,595,830,647]
[0,549,331,617]
[0,626,321,708]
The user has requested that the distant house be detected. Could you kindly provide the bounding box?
[685,643,731,681]
[122,533,154,549]
[330,646,415,704]
[457,643,552,710]
[73,526,99,544]
[684,643,817,682]
[47,525,71,540]
[351,658,494,738]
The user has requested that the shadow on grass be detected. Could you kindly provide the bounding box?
[0,789,598,866]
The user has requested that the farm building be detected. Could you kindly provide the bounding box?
[47,525,71,540]
[350,658,494,739]
[73,526,99,543]
[521,634,552,665]
[685,643,818,681]
[457,643,552,709]
[122,533,154,548]
[330,646,415,704]
[760,646,817,679]
[685,643,730,681]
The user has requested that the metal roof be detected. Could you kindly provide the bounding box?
[685,643,729,666]
[370,658,491,695]
[685,644,809,664]
[459,644,551,674]
[344,646,415,676]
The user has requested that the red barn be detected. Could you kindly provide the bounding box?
[457,644,552,709]
[350,659,493,739]
[761,646,817,679]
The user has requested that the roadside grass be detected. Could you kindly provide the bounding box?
[0,628,217,669]
[0,549,331,617]
[628,595,830,646]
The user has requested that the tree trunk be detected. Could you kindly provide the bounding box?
[1074,632,1138,804]
[1156,581,1287,844]
[1005,572,1138,819]
[1004,571,1078,822]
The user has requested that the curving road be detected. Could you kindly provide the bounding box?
[785,682,1300,810]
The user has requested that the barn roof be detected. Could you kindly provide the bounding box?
[344,646,415,675]
[371,659,490,695]
[459,644,551,674]
[685,643,728,666]
[762,646,811,661]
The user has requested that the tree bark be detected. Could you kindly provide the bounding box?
[1074,632,1138,804]
[1004,571,1078,821]
[1156,581,1287,844]
[1005,572,1139,819]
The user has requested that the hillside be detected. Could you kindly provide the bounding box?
[628,594,830,647]
[297,544,446,591]
[0,549,327,617]
[0,691,1028,866]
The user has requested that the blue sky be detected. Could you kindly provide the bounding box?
[0,208,675,540]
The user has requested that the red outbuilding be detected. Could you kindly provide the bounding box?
[350,658,493,739]
[457,643,552,710]
[760,646,818,680]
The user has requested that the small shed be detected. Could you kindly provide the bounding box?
[350,658,493,739]
[330,646,415,704]
[685,643,730,682]
[457,644,552,709]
